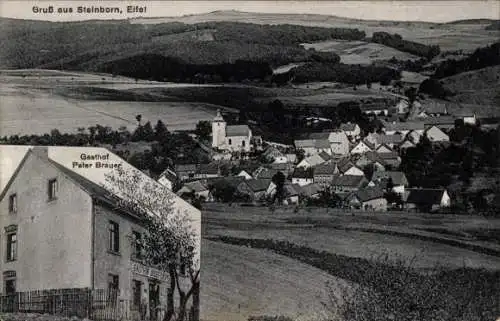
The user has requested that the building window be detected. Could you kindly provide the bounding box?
[3,271,16,294]
[131,231,142,260]
[242,140,245,147]
[132,280,142,309]
[228,139,232,145]
[8,194,17,213]
[48,178,58,200]
[6,232,17,262]
[108,221,120,253]
[107,273,119,303]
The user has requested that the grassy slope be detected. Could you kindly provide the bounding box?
[201,239,344,321]
[441,65,500,106]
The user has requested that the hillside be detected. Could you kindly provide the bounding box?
[131,10,499,51]
[441,65,500,106]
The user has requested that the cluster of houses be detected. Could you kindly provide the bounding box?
[156,104,467,212]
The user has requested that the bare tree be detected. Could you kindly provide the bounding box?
[104,167,200,321]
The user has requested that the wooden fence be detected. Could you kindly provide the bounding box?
[0,288,141,321]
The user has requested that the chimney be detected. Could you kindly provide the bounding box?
[31,146,49,159]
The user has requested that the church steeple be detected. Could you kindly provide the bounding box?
[214,109,224,122]
[212,109,226,148]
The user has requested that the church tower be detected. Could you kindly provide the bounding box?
[212,109,226,148]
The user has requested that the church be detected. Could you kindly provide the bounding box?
[212,110,253,152]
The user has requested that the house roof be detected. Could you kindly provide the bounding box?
[292,167,314,179]
[332,175,367,188]
[294,139,316,149]
[314,139,331,149]
[420,100,450,115]
[423,116,456,126]
[382,121,426,132]
[196,163,219,175]
[355,186,385,202]
[337,157,354,173]
[284,183,301,197]
[307,132,331,140]
[314,163,338,176]
[226,125,251,137]
[318,151,332,161]
[263,146,284,159]
[183,180,209,193]
[406,188,446,205]
[340,123,357,132]
[360,104,388,112]
[244,179,272,192]
[300,154,326,167]
[299,183,323,197]
[377,134,403,145]
[376,144,394,153]
[175,164,197,172]
[253,167,278,179]
[372,171,408,186]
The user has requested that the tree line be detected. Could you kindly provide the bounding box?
[371,32,441,60]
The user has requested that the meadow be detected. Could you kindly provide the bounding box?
[201,204,500,320]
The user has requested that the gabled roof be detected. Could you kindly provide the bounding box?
[299,183,323,197]
[377,134,403,145]
[318,151,332,161]
[406,188,447,205]
[292,167,314,179]
[253,167,278,179]
[182,180,209,193]
[314,139,331,149]
[244,179,272,192]
[423,116,456,126]
[284,183,301,197]
[355,186,385,202]
[295,139,316,149]
[332,175,367,188]
[420,100,450,115]
[307,132,331,140]
[377,152,400,160]
[263,146,284,159]
[300,154,326,167]
[314,163,338,176]
[175,164,197,172]
[376,144,394,153]
[372,171,409,186]
[226,125,251,137]
[337,157,355,173]
[196,163,220,175]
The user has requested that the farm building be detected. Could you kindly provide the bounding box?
[332,175,368,194]
[291,167,314,186]
[404,188,451,212]
[370,171,409,195]
[236,179,276,202]
[313,162,340,186]
[350,140,375,155]
[347,187,387,211]
[177,180,211,201]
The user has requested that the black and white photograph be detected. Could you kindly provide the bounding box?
[0,1,499,321]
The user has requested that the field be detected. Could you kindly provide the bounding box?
[301,40,419,65]
[0,71,229,136]
[201,204,500,320]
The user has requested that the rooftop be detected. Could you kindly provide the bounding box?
[226,125,251,137]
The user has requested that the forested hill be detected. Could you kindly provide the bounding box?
[0,18,363,70]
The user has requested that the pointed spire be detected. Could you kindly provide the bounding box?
[214,109,224,122]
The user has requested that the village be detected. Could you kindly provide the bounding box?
[159,96,494,214]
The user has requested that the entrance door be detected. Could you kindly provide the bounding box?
[149,281,160,321]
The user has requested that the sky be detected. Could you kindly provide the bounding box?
[0,1,499,23]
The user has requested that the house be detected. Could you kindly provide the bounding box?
[377,152,401,169]
[237,170,253,180]
[177,180,211,201]
[425,126,450,143]
[291,167,314,186]
[294,139,331,157]
[370,171,409,194]
[313,162,339,186]
[194,162,220,179]
[262,146,285,163]
[0,146,200,316]
[340,123,361,139]
[355,152,386,172]
[331,175,368,194]
[252,167,279,180]
[342,164,365,176]
[306,131,350,156]
[157,168,177,191]
[419,100,449,117]
[454,111,477,125]
[236,179,276,202]
[376,134,403,149]
[400,139,416,150]
[285,153,297,164]
[268,163,293,177]
[174,164,197,181]
[350,140,374,155]
[395,99,410,114]
[406,130,422,144]
[296,154,327,169]
[347,187,387,211]
[283,184,301,205]
[212,110,253,152]
[375,144,393,154]
[382,121,426,136]
[360,104,389,116]
[404,188,451,212]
